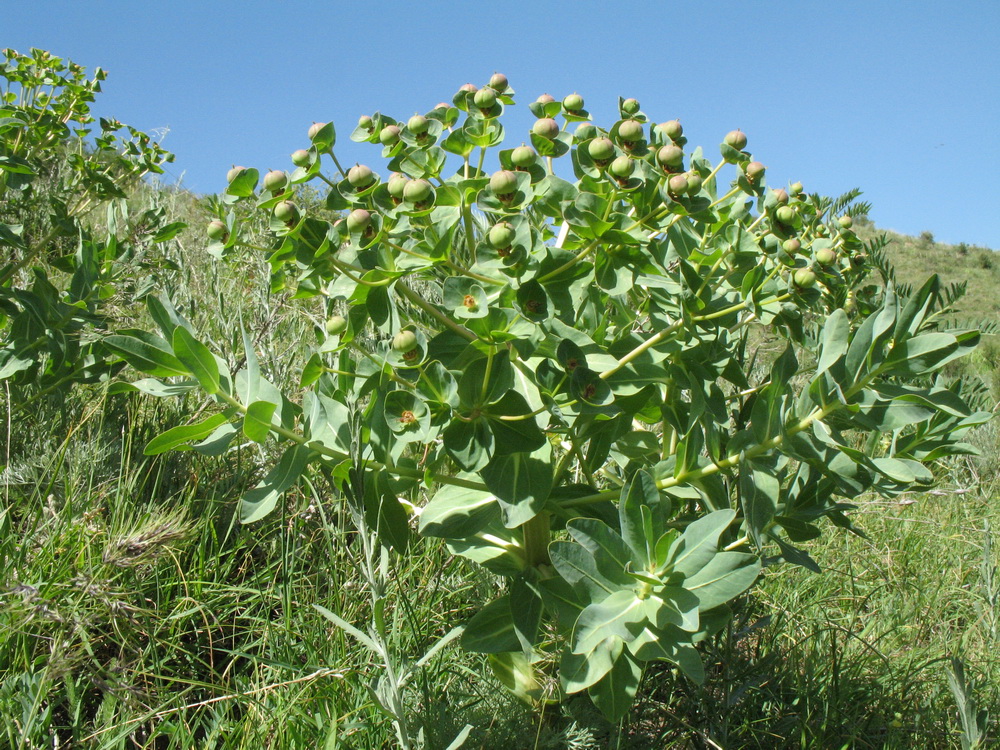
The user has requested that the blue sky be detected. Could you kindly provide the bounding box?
[7,1,999,247]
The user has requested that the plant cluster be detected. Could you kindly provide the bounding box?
[0,47,175,402]
[102,74,989,729]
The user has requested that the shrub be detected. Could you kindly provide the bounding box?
[107,76,988,733]
[0,47,175,405]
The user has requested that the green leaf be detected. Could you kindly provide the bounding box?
[486,391,545,455]
[172,327,221,395]
[365,474,411,553]
[643,586,701,632]
[740,461,780,546]
[560,636,623,693]
[572,590,646,655]
[567,518,635,578]
[684,552,761,610]
[193,421,239,456]
[303,392,352,454]
[619,470,660,567]
[243,400,277,442]
[225,168,259,198]
[816,308,849,377]
[510,576,543,653]
[668,509,736,576]
[480,443,553,528]
[144,413,229,455]
[314,605,379,653]
[461,596,521,653]
[108,378,198,398]
[105,331,189,377]
[457,350,513,408]
[240,444,311,523]
[487,652,544,704]
[628,626,705,684]
[443,416,494,472]
[883,330,980,376]
[151,221,187,243]
[550,541,626,599]
[589,650,642,722]
[419,484,499,539]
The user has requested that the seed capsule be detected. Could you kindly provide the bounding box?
[532,118,560,139]
[724,129,747,150]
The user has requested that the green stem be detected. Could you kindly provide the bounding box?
[563,392,859,509]
[600,321,683,380]
[329,150,348,179]
[396,283,476,342]
[520,512,551,567]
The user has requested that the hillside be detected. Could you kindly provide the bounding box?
[855,218,1000,322]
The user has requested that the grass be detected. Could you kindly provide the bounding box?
[2,184,999,746]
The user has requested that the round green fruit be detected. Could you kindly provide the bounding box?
[793,268,817,288]
[473,88,497,109]
[488,72,509,91]
[658,119,683,141]
[226,165,246,183]
[346,208,372,233]
[325,315,348,336]
[775,206,796,224]
[391,330,419,354]
[206,220,227,241]
[790,181,804,195]
[617,119,644,143]
[815,247,838,265]
[562,93,584,112]
[379,124,401,146]
[588,137,615,162]
[667,174,689,196]
[773,188,790,205]
[347,164,374,189]
[489,170,518,196]
[403,178,433,204]
[724,129,748,150]
[609,155,634,179]
[532,118,560,139]
[291,149,310,167]
[510,145,537,168]
[263,170,288,192]
[488,221,516,249]
[358,115,374,131]
[273,201,300,224]
[838,215,854,229]
[621,98,640,114]
[685,171,703,194]
[574,122,597,141]
[782,238,801,254]
[459,83,478,93]
[745,161,766,181]
[656,144,684,168]
[308,122,328,141]
[407,114,429,134]
[535,93,555,104]
[387,173,408,199]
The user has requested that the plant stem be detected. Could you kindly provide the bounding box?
[521,512,551,567]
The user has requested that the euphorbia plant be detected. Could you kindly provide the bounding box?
[109,77,988,723]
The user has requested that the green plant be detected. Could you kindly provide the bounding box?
[105,73,989,729]
[0,47,174,405]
